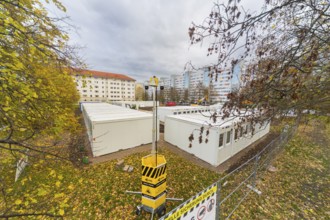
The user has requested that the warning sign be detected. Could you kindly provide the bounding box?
[160,183,217,220]
[197,205,206,219]
[207,199,215,212]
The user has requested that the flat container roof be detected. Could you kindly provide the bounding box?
[82,103,152,123]
[166,113,241,128]
[158,106,212,110]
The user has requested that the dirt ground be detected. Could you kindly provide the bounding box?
[90,132,278,174]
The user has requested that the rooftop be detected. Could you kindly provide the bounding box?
[167,113,244,128]
[81,103,152,123]
[72,69,136,81]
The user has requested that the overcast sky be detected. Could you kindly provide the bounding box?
[47,0,257,82]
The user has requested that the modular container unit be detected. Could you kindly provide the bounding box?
[164,113,270,166]
[82,103,157,157]
[112,101,158,108]
[157,106,220,123]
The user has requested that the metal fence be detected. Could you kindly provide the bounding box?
[162,125,297,220]
[216,125,297,219]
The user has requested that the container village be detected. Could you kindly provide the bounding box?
[2,1,329,220]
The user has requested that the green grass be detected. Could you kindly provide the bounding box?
[1,117,329,219]
[1,148,220,219]
[229,117,330,219]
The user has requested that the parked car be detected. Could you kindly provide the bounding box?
[165,101,176,106]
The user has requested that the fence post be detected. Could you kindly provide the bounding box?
[215,180,222,220]
[252,154,260,188]
[266,141,274,168]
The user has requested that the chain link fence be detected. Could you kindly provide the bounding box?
[162,125,297,220]
[216,125,297,219]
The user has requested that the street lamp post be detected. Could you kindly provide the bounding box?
[145,76,164,156]
[126,77,182,218]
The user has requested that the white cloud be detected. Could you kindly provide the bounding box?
[48,0,260,82]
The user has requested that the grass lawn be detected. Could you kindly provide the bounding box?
[230,117,330,219]
[1,117,329,219]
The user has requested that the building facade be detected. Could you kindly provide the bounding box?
[73,69,136,102]
[209,71,232,103]
[158,66,240,104]
[187,69,210,102]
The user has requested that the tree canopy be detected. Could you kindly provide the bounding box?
[189,0,330,124]
[1,0,85,218]
[0,0,83,159]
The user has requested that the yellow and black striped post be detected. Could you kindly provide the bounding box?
[141,154,167,210]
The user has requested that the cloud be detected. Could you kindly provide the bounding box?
[49,0,220,82]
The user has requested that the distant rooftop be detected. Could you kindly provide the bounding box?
[72,69,136,81]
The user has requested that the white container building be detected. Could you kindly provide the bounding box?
[81,103,157,157]
[164,113,270,166]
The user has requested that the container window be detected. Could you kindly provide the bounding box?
[234,129,238,140]
[247,123,251,133]
[226,130,232,144]
[219,133,224,148]
[174,112,177,115]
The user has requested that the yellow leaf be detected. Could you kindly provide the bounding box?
[37,188,48,196]
[59,209,64,215]
[15,199,22,205]
[50,169,56,176]
[55,193,64,198]
[58,175,63,180]
[55,181,61,187]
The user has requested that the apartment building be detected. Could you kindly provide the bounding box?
[209,71,232,103]
[160,77,172,101]
[187,69,210,102]
[171,74,184,89]
[159,67,235,103]
[72,69,136,102]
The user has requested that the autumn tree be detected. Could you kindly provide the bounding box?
[169,87,181,102]
[0,0,83,154]
[144,88,150,101]
[158,89,165,104]
[135,86,144,101]
[183,89,189,102]
[189,0,330,125]
[195,82,207,100]
[1,0,84,218]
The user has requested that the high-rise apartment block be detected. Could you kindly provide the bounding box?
[158,64,241,103]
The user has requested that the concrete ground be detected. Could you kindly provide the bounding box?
[89,132,275,173]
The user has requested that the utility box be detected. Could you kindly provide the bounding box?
[141,154,167,214]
